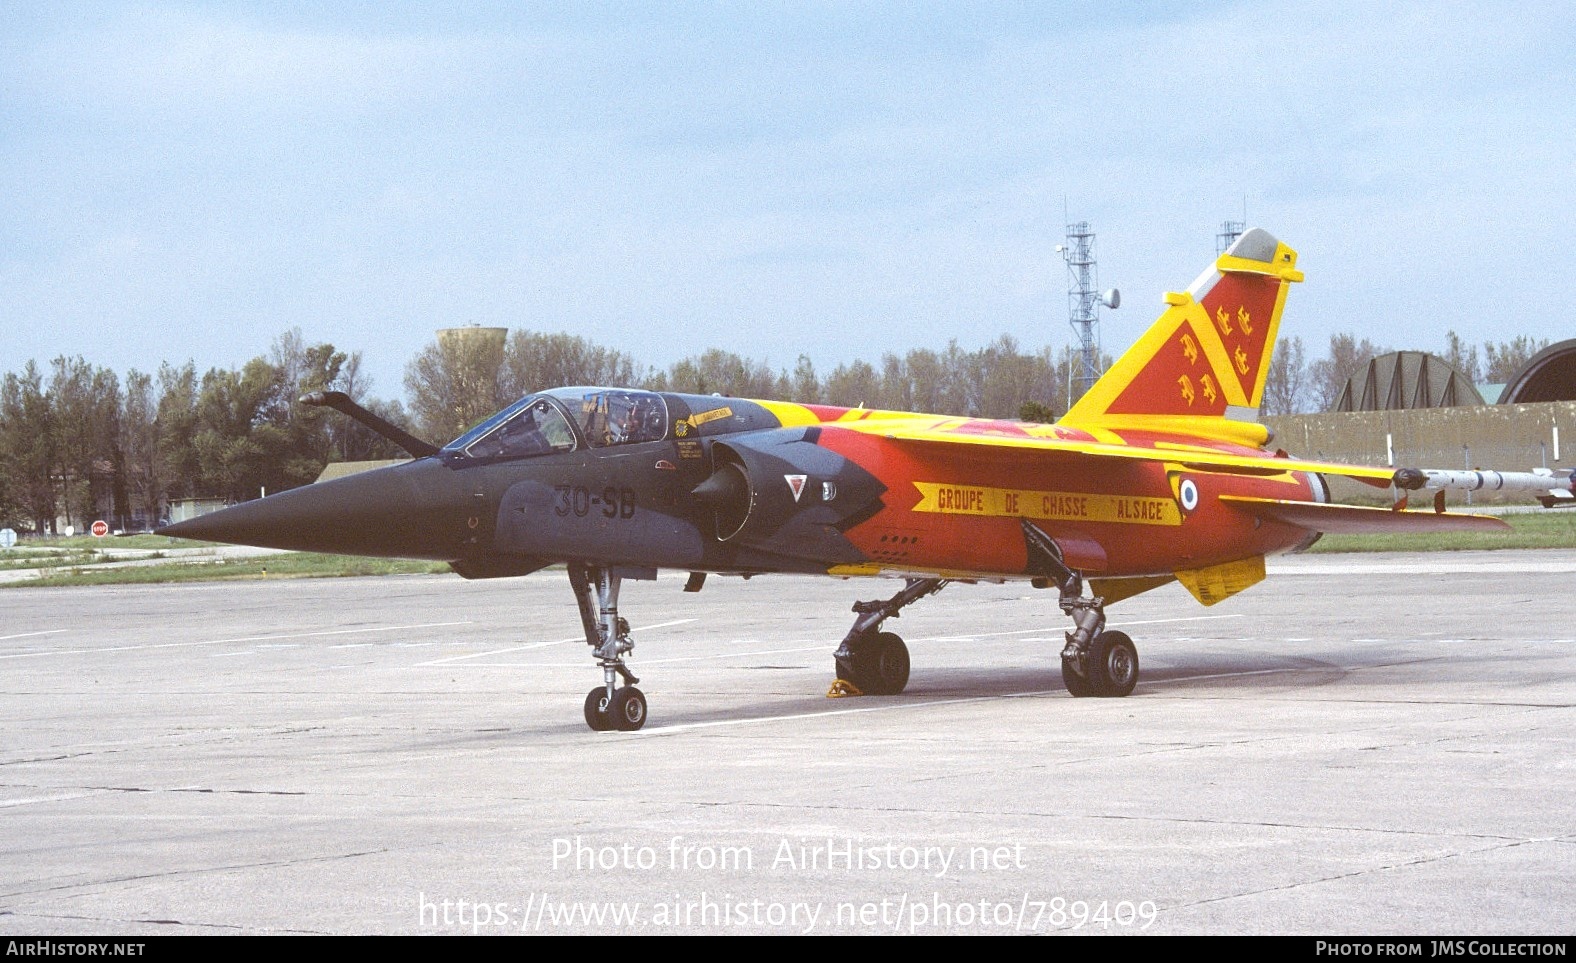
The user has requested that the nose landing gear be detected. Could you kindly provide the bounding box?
[570,563,647,731]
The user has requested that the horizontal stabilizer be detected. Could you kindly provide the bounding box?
[1219,496,1510,534]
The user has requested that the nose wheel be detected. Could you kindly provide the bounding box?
[585,684,647,732]
[570,563,648,731]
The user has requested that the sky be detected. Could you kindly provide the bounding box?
[3,1,1572,404]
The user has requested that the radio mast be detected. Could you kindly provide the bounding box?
[1060,221,1118,408]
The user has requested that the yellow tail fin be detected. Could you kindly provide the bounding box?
[1061,228,1302,442]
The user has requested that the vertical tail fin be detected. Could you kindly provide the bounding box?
[1060,228,1302,440]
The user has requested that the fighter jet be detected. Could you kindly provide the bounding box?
[159,229,1573,731]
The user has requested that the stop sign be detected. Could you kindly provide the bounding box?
[91,520,109,537]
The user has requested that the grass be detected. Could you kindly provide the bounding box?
[1307,509,1576,553]
[0,550,102,572]
[9,552,452,587]
[25,533,222,549]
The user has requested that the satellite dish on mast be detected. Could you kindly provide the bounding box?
[1101,289,1121,309]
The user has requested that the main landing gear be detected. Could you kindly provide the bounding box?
[830,578,947,696]
[1023,520,1139,698]
[570,563,647,731]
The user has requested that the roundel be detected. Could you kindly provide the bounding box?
[1178,478,1199,513]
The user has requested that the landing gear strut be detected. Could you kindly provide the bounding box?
[1023,520,1139,698]
[831,578,946,695]
[570,563,647,731]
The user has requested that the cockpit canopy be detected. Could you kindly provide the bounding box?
[567,388,669,447]
[442,388,669,460]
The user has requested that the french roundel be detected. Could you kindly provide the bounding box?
[1179,478,1199,513]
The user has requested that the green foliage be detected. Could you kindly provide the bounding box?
[643,336,1060,419]
[0,329,386,533]
[404,329,510,443]
[651,348,783,399]
[0,362,55,531]
[1483,337,1550,383]
[1018,400,1055,423]
[7,551,452,587]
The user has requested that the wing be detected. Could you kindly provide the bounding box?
[842,417,1400,484]
[1219,496,1509,534]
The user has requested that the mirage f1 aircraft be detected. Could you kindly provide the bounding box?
[159,229,1574,731]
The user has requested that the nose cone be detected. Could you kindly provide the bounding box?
[158,458,467,560]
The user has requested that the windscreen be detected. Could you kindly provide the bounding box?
[443,396,577,459]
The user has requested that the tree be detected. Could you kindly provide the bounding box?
[1309,333,1386,411]
[502,331,642,398]
[405,331,509,443]
[269,328,359,479]
[0,363,56,532]
[902,347,956,415]
[156,362,200,503]
[1019,400,1055,423]
[823,359,882,408]
[975,335,1057,420]
[654,349,781,399]
[122,370,161,528]
[191,358,297,502]
[1442,330,1481,384]
[1483,336,1549,383]
[789,355,819,404]
[1263,335,1309,415]
[48,357,121,530]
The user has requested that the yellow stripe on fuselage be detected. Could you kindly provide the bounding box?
[913,482,1180,526]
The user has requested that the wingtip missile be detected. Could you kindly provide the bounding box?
[1393,467,1576,503]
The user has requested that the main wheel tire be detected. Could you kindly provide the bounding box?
[611,686,648,731]
[584,687,613,731]
[1061,655,1096,697]
[1088,630,1139,697]
[858,632,910,695]
[834,655,859,684]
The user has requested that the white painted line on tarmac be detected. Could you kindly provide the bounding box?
[0,630,70,642]
[640,643,823,666]
[434,643,832,669]
[1112,614,1246,629]
[0,620,476,661]
[0,792,97,808]
[414,619,698,667]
